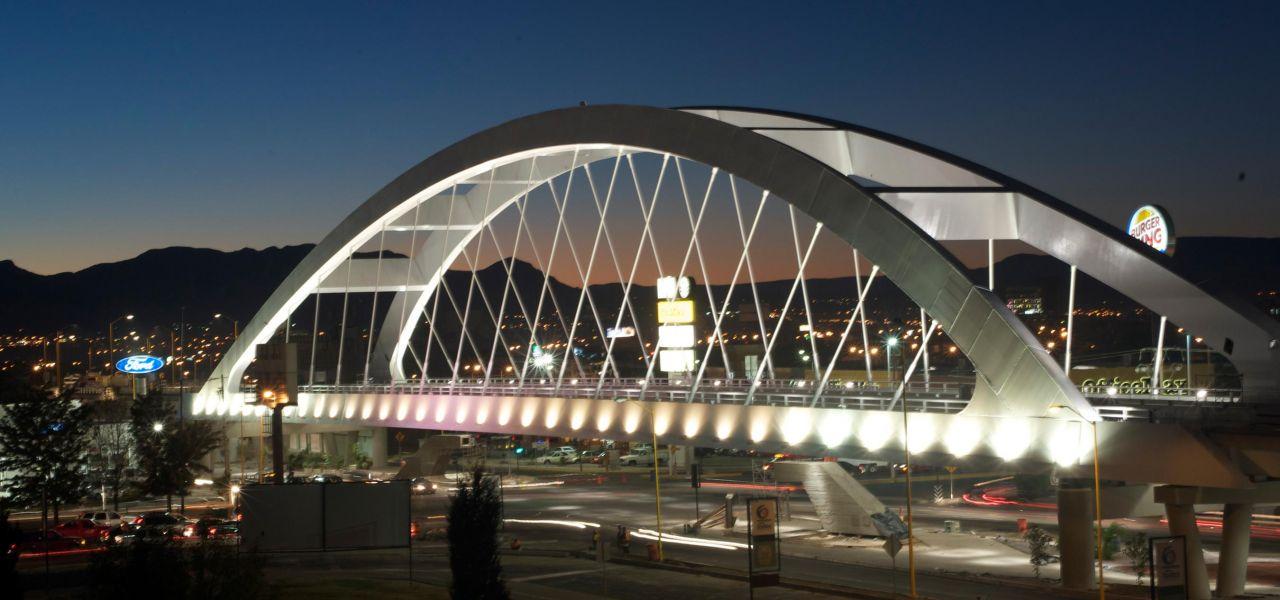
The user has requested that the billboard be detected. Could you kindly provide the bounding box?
[657,300,695,324]
[658,325,696,348]
[115,355,165,374]
[659,349,696,373]
[1127,205,1175,254]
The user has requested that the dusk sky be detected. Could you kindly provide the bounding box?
[2,1,1278,276]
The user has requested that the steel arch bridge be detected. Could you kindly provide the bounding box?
[193,105,1279,487]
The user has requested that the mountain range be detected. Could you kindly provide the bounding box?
[0,237,1275,335]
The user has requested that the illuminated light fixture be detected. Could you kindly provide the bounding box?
[622,405,642,434]
[1049,423,1087,467]
[858,413,894,451]
[1106,386,1119,396]
[992,419,1033,460]
[455,402,469,424]
[544,400,563,429]
[749,417,768,443]
[569,405,587,431]
[818,413,853,448]
[475,402,490,425]
[595,405,614,432]
[781,410,811,445]
[943,418,982,457]
[906,414,936,453]
[434,401,449,423]
[1195,389,1208,400]
[152,422,164,433]
[520,403,537,427]
[415,403,428,422]
[497,400,515,426]
[715,418,734,441]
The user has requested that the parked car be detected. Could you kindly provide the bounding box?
[130,511,191,541]
[535,450,578,465]
[205,519,239,540]
[410,477,438,495]
[79,511,126,528]
[53,519,113,544]
[580,450,607,464]
[619,449,666,467]
[312,474,344,484]
[553,446,577,455]
[9,530,86,556]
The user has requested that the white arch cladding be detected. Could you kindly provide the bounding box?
[681,108,1280,397]
[196,105,1094,421]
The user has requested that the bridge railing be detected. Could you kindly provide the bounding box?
[282,375,1261,423]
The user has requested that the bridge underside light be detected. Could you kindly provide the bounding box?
[682,405,705,438]
[993,419,1032,461]
[858,413,894,451]
[714,416,734,441]
[475,401,490,425]
[782,410,811,446]
[434,400,449,423]
[498,398,515,426]
[396,397,410,421]
[818,412,853,448]
[906,414,936,454]
[595,404,614,433]
[569,402,587,431]
[544,400,563,429]
[944,418,982,457]
[623,404,642,434]
[454,402,469,424]
[1050,423,1087,467]
[520,403,537,428]
[415,402,428,422]
[749,415,769,443]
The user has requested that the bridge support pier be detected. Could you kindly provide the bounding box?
[1057,482,1095,591]
[1164,501,1211,600]
[1216,502,1253,598]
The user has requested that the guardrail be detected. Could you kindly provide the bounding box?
[215,377,1253,423]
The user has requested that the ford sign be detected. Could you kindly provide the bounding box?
[116,355,165,374]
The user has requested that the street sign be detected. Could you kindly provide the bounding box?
[944,465,958,474]
[883,535,903,558]
[1150,535,1188,599]
[747,497,781,589]
[115,355,165,374]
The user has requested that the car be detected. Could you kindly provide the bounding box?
[79,511,126,528]
[10,530,86,556]
[130,511,191,541]
[410,477,438,495]
[619,449,666,467]
[205,519,239,540]
[553,446,577,455]
[580,450,606,464]
[535,450,578,465]
[53,519,113,544]
[312,474,344,484]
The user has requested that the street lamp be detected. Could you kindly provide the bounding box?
[615,397,664,561]
[108,314,134,372]
[1049,402,1105,599]
[152,421,164,433]
[885,336,899,384]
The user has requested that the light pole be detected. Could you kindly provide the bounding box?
[107,314,134,372]
[615,398,664,561]
[885,336,899,385]
[1050,402,1105,599]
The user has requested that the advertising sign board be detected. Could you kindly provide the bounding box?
[1127,205,1175,254]
[115,355,165,374]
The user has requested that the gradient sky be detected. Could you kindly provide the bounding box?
[2,1,1278,275]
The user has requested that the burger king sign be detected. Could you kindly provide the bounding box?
[1127,205,1175,254]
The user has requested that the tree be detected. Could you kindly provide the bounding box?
[130,392,222,511]
[90,400,133,511]
[1121,529,1150,585]
[1025,525,1055,579]
[447,466,509,599]
[0,377,92,522]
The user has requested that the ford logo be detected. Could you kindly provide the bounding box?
[116,355,165,374]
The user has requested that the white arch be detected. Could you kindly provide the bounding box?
[199,105,1199,422]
